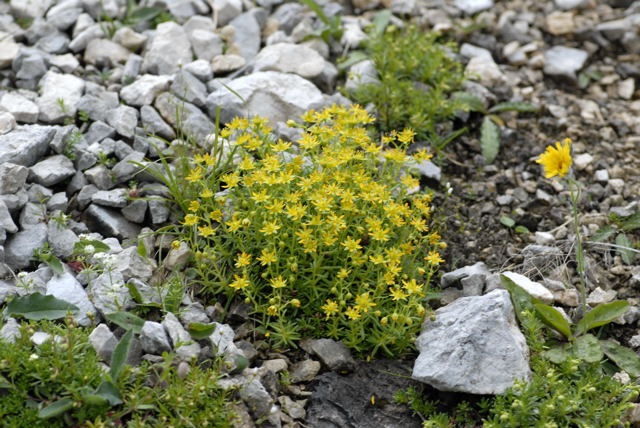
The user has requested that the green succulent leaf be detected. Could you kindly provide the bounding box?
[575,301,629,337]
[601,340,640,378]
[500,216,515,228]
[534,303,572,339]
[188,323,217,339]
[110,330,134,382]
[480,116,500,164]
[501,274,538,323]
[92,380,123,406]
[6,293,78,321]
[543,345,570,364]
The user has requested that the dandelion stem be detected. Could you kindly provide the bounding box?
[568,177,587,316]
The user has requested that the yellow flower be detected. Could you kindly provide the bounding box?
[271,139,291,151]
[321,299,339,319]
[341,237,362,253]
[209,209,223,222]
[239,156,255,171]
[225,217,242,232]
[397,128,415,144]
[235,252,252,268]
[337,268,351,279]
[389,287,408,301]
[198,225,215,237]
[402,279,423,295]
[260,221,281,235]
[188,200,200,212]
[424,251,444,265]
[355,292,376,313]
[370,227,390,242]
[257,248,277,266]
[171,240,182,250]
[412,148,433,161]
[535,139,572,178]
[290,299,301,308]
[270,275,287,288]
[229,274,250,290]
[185,167,204,182]
[267,305,278,316]
[221,172,241,188]
[182,214,199,226]
[369,254,385,265]
[345,306,361,321]
[251,189,270,203]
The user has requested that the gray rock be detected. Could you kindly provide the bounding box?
[120,74,172,107]
[544,46,588,81]
[206,71,324,125]
[49,53,80,73]
[29,155,76,186]
[162,241,191,269]
[290,359,321,383]
[555,0,588,9]
[301,338,356,372]
[211,54,246,73]
[140,321,172,354]
[147,199,169,224]
[229,11,262,61]
[345,59,379,92]
[211,0,243,26]
[522,244,564,273]
[46,271,96,326]
[0,39,20,69]
[11,0,53,19]
[87,269,132,316]
[47,5,83,31]
[155,92,214,142]
[122,199,147,223]
[84,38,131,66]
[0,92,39,123]
[0,125,56,166]
[47,192,68,211]
[179,302,209,325]
[163,312,201,360]
[37,70,85,123]
[0,317,21,343]
[0,199,17,234]
[190,29,223,61]
[4,223,47,270]
[454,0,493,14]
[183,59,213,81]
[77,93,120,123]
[13,48,48,83]
[84,204,141,240]
[106,105,139,139]
[113,246,156,282]
[30,331,52,346]
[91,188,129,208]
[441,262,490,288]
[306,360,422,428]
[18,202,46,229]
[84,165,114,190]
[142,21,192,75]
[140,105,176,140]
[89,323,118,361]
[413,289,531,394]
[587,287,617,306]
[209,322,242,358]
[171,69,207,107]
[253,43,325,79]
[47,221,79,259]
[279,395,306,420]
[85,121,116,143]
[240,378,274,420]
[127,278,163,305]
[111,151,145,184]
[0,112,16,134]
[113,27,147,51]
[407,159,441,182]
[0,190,28,213]
[0,162,29,194]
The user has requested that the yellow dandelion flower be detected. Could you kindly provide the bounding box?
[535,139,572,178]
[270,275,287,288]
[257,248,277,266]
[321,299,339,319]
[234,252,252,268]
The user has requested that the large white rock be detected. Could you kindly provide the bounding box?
[46,271,97,327]
[206,71,325,125]
[120,74,172,107]
[253,43,325,79]
[412,289,531,394]
[36,70,85,123]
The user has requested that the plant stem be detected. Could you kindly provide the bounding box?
[568,177,587,316]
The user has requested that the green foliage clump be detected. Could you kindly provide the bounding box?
[346,25,468,148]
[0,320,234,427]
[171,105,445,356]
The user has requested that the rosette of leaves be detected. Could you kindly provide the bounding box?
[591,210,639,265]
[502,275,640,377]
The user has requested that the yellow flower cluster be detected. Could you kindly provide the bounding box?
[178,106,446,355]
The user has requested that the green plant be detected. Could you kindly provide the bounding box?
[299,0,343,43]
[503,275,640,376]
[167,105,444,356]
[62,130,83,160]
[0,320,234,426]
[33,243,65,275]
[483,310,639,427]
[343,24,469,149]
[590,211,640,265]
